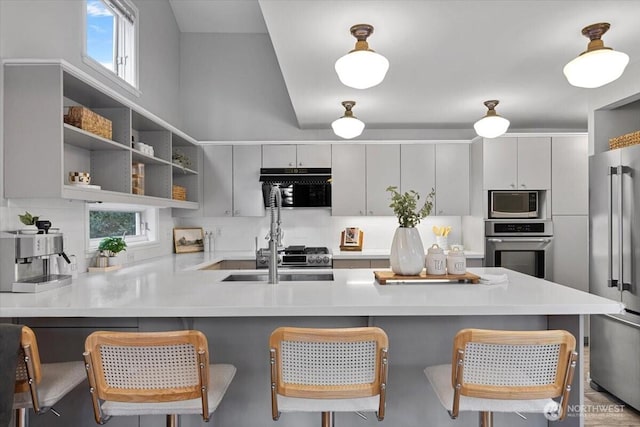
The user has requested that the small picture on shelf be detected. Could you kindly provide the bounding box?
[173,227,204,253]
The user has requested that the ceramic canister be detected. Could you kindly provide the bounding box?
[446,247,466,275]
[425,244,446,275]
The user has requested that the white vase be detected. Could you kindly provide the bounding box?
[108,254,121,267]
[390,227,425,275]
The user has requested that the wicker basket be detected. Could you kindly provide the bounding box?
[172,185,187,201]
[64,106,112,140]
[609,130,640,150]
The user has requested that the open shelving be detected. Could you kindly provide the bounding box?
[3,60,200,208]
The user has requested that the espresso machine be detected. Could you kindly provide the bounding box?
[0,232,72,293]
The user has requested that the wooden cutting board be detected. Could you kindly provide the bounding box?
[374,270,480,285]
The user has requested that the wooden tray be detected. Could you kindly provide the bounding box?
[374,270,480,285]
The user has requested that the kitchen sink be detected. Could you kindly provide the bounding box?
[221,272,334,282]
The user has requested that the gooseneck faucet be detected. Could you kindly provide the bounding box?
[267,184,283,284]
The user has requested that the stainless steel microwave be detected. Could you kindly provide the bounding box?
[489,191,538,218]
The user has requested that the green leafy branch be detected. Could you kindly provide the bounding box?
[386,186,435,228]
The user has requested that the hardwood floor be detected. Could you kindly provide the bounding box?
[583,346,640,426]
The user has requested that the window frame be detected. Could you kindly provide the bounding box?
[83,0,140,96]
[87,203,159,251]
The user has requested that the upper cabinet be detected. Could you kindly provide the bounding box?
[435,144,470,215]
[483,137,551,190]
[366,144,400,216]
[203,145,264,217]
[3,61,199,208]
[331,144,367,216]
[262,144,331,168]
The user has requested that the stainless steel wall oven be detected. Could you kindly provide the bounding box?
[484,220,553,280]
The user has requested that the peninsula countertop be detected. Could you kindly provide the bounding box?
[0,252,622,318]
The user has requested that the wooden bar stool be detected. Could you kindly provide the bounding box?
[83,330,236,427]
[424,328,578,427]
[269,326,389,427]
[13,326,86,427]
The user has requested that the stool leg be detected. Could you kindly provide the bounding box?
[479,411,493,427]
[166,414,179,427]
[14,408,27,427]
[321,411,334,427]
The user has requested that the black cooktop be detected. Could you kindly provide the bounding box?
[284,246,329,255]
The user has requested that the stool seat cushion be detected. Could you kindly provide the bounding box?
[101,364,236,416]
[424,364,554,414]
[13,361,87,409]
[277,395,380,413]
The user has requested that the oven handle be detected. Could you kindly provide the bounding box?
[487,238,552,243]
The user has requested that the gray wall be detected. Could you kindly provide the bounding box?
[0,0,181,127]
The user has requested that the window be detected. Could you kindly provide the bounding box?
[88,204,157,248]
[85,0,138,89]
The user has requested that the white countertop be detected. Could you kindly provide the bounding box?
[0,252,622,318]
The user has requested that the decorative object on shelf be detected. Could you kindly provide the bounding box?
[173,227,204,253]
[563,22,629,89]
[172,184,187,201]
[474,100,510,138]
[132,162,145,195]
[340,227,364,251]
[387,186,435,275]
[335,24,389,89]
[18,211,39,234]
[69,171,91,185]
[133,142,154,156]
[432,225,451,250]
[63,106,112,139]
[609,130,640,150]
[98,235,127,266]
[332,101,365,139]
[172,148,192,169]
[373,270,480,285]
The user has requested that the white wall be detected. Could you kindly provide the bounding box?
[177,209,464,253]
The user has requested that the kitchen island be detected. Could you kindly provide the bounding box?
[0,253,622,427]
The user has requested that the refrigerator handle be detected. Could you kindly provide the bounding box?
[608,166,618,288]
[617,166,632,292]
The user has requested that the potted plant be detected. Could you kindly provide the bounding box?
[18,211,39,234]
[386,186,435,275]
[98,236,127,266]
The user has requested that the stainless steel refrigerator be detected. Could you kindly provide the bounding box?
[589,144,640,411]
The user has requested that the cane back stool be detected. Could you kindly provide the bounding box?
[424,328,578,427]
[13,325,86,427]
[83,330,236,427]
[269,326,389,427]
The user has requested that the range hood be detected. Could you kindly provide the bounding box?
[259,168,331,184]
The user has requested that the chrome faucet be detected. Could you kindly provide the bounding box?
[267,184,283,284]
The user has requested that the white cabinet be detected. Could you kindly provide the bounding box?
[262,144,331,168]
[435,144,469,215]
[366,144,400,216]
[202,145,264,217]
[332,144,399,216]
[483,137,551,190]
[3,61,200,208]
[401,144,468,216]
[552,135,588,215]
[551,215,588,292]
[331,144,366,216]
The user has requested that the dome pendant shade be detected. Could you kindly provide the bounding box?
[563,22,629,88]
[335,24,389,89]
[332,101,365,139]
[474,100,510,139]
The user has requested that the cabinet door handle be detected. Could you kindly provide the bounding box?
[368,210,373,215]
[359,210,364,215]
[510,183,516,188]
[298,162,303,166]
[521,184,526,188]
[225,210,230,215]
[289,162,294,167]
[234,210,240,215]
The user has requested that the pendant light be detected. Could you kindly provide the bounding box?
[474,100,510,139]
[332,101,365,139]
[563,22,629,89]
[335,24,389,89]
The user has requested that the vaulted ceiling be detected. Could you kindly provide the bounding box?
[169,0,640,136]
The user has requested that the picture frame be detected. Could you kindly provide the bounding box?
[173,227,204,253]
[340,227,363,251]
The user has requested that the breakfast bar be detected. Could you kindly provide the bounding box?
[0,253,623,427]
